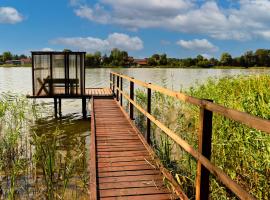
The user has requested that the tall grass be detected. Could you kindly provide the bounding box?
[135,75,270,199]
[0,92,89,199]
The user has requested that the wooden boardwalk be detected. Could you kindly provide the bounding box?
[90,98,177,200]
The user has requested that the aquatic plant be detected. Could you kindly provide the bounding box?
[135,75,270,199]
[0,92,89,199]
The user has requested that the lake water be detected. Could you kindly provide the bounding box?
[2,67,270,93]
[1,66,270,116]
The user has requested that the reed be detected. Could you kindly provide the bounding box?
[0,93,89,199]
[135,75,270,199]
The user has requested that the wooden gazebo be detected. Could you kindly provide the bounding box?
[28,51,113,118]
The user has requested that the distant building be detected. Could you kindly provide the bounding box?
[20,58,32,65]
[133,58,148,66]
[5,60,21,65]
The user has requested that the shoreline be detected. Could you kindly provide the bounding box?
[0,64,268,69]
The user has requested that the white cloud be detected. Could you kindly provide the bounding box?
[41,48,54,51]
[51,33,143,52]
[71,0,270,41]
[177,39,218,52]
[0,7,23,24]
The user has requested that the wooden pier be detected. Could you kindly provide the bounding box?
[90,98,179,199]
[88,72,270,200]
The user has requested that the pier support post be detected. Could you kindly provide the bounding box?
[146,84,151,144]
[82,97,87,119]
[54,98,58,118]
[196,99,213,200]
[58,98,62,118]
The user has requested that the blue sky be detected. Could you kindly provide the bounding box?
[1,0,270,58]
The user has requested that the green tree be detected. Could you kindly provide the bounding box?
[220,52,232,66]
[147,57,157,66]
[63,49,72,52]
[2,51,12,61]
[159,54,167,65]
[243,51,256,67]
[255,49,270,67]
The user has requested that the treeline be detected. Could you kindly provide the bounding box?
[0,51,28,62]
[165,49,270,68]
[2,48,270,68]
[85,48,270,68]
[85,48,129,67]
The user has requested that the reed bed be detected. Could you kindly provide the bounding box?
[135,75,270,199]
[0,93,89,199]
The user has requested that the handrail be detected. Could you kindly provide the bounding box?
[111,72,270,134]
[110,72,260,200]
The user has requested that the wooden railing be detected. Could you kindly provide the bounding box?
[110,72,270,200]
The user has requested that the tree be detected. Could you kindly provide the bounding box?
[2,51,12,61]
[147,57,157,66]
[159,54,167,65]
[220,52,232,66]
[209,57,219,66]
[255,49,270,67]
[243,51,256,67]
[63,49,72,52]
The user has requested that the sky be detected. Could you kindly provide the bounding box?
[1,0,270,58]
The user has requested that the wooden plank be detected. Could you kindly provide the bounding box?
[98,165,155,173]
[98,169,160,178]
[100,194,172,200]
[99,187,169,198]
[99,180,165,190]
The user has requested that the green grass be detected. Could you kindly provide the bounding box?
[135,75,270,199]
[0,64,31,67]
[0,92,89,199]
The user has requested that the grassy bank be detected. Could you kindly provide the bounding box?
[0,64,31,67]
[135,75,270,199]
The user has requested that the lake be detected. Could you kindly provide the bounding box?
[1,67,270,115]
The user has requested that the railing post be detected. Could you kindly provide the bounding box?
[110,73,112,90]
[196,100,213,200]
[146,84,151,144]
[120,76,123,106]
[116,76,119,101]
[112,74,115,95]
[130,78,134,120]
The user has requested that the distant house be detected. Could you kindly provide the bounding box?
[133,58,148,66]
[5,60,21,65]
[20,58,32,65]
